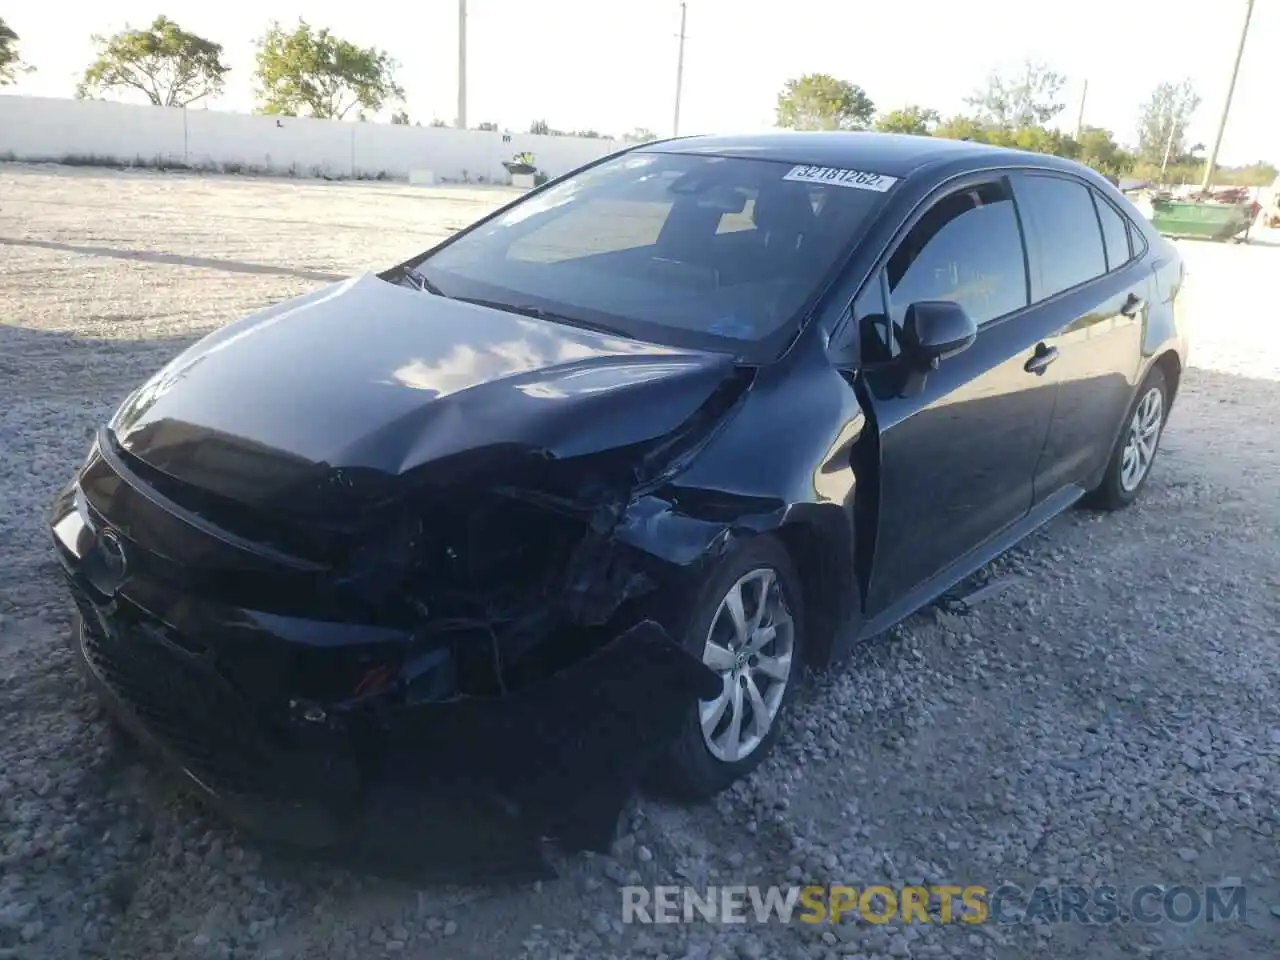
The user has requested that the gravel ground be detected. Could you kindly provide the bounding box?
[1,163,1278,960]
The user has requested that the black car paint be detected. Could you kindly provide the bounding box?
[804,146,1185,633]
[108,274,742,497]
[49,132,1187,871]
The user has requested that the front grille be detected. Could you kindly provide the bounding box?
[68,576,312,800]
[85,626,286,796]
[65,574,102,633]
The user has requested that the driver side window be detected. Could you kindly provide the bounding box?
[886,180,1029,331]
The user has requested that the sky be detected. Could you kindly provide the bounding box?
[4,0,1277,166]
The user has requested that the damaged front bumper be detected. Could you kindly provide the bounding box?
[52,484,720,879]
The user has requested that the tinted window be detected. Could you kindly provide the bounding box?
[507,194,672,262]
[418,152,893,359]
[715,187,824,235]
[1093,192,1132,271]
[1016,175,1107,297]
[886,181,1027,328]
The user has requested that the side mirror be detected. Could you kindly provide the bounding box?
[900,300,977,370]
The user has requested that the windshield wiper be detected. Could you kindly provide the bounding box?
[397,264,444,295]
[400,277,620,338]
[452,296,620,337]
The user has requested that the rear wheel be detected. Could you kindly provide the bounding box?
[1086,365,1169,510]
[660,537,805,799]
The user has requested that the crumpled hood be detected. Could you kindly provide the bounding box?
[109,274,738,508]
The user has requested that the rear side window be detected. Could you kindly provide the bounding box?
[1015,175,1107,299]
[1093,192,1133,271]
[886,180,1028,328]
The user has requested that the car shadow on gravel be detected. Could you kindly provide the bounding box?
[0,236,347,283]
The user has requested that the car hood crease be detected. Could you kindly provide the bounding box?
[109,274,740,508]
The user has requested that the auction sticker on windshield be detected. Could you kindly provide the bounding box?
[782,165,898,192]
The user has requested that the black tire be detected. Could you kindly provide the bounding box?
[659,536,806,800]
[1085,365,1169,511]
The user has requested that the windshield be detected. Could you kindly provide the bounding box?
[414,151,895,360]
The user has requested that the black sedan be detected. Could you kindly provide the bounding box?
[49,132,1187,864]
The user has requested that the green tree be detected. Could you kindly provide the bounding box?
[1136,79,1201,167]
[1211,161,1277,187]
[475,121,499,131]
[1005,126,1079,158]
[875,105,940,136]
[933,115,988,142]
[624,127,659,143]
[1074,126,1134,178]
[1,17,30,84]
[76,17,228,107]
[932,115,1135,175]
[1133,158,1272,188]
[776,74,875,131]
[254,20,403,119]
[965,60,1066,129]
[390,110,410,125]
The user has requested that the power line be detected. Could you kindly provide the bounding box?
[673,1,687,137]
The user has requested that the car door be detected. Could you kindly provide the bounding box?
[852,174,1062,617]
[1008,173,1149,500]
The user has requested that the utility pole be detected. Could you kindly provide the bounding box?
[1200,0,1253,192]
[672,1,687,137]
[1074,79,1088,140]
[1160,106,1178,179]
[456,0,468,130]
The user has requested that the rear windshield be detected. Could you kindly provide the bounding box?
[415,151,895,359]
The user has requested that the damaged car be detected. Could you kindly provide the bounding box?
[50,132,1188,868]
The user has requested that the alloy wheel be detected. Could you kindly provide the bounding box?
[1120,385,1164,493]
[698,567,795,763]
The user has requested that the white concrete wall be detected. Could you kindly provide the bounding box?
[0,95,627,184]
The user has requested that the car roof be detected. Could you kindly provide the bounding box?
[642,131,1086,181]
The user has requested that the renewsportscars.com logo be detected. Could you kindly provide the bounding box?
[621,883,1248,926]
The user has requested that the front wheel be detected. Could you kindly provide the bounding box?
[1085,365,1169,510]
[660,537,805,799]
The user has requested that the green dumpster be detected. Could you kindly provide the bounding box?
[1149,199,1253,242]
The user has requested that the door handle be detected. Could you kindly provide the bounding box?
[1120,293,1145,318]
[1024,343,1058,375]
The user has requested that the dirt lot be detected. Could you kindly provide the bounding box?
[1,163,1278,960]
